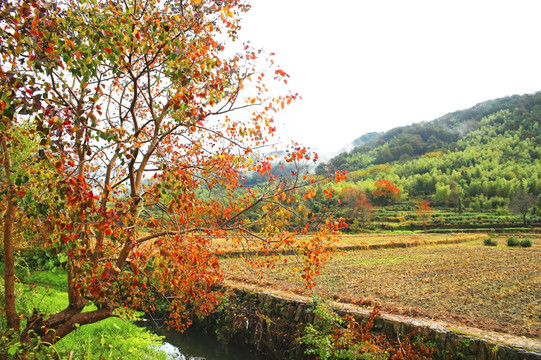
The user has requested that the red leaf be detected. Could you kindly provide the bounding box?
[104,48,111,54]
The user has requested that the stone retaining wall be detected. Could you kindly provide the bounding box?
[207,283,541,360]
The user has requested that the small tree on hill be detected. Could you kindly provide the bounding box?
[339,186,374,229]
[415,199,432,232]
[372,179,400,205]
[509,190,536,225]
[456,196,464,214]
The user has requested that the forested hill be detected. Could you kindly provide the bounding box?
[318,92,541,172]
[316,92,541,210]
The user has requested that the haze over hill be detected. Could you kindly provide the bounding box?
[241,2,541,156]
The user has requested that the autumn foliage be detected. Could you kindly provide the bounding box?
[0,0,345,349]
[415,199,433,232]
[301,304,434,360]
[372,179,401,205]
[338,186,374,228]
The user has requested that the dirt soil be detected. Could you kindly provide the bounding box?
[221,234,541,340]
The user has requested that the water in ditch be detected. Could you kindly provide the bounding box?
[140,321,273,360]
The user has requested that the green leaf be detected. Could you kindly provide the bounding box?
[8,344,19,356]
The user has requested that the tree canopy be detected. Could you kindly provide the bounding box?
[1,0,345,350]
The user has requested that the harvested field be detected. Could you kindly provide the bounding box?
[212,233,480,256]
[221,234,541,339]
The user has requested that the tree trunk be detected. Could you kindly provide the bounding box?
[3,195,19,332]
[1,139,20,332]
[21,300,115,345]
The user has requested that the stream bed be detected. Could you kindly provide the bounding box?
[139,321,273,360]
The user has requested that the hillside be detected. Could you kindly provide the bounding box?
[317,92,541,217]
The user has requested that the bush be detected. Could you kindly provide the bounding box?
[507,236,520,247]
[8,248,69,271]
[483,238,498,246]
[299,303,434,360]
[520,238,533,248]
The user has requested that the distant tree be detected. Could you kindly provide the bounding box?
[339,187,374,229]
[435,182,451,205]
[509,191,536,225]
[455,196,464,214]
[415,199,433,232]
[372,179,400,205]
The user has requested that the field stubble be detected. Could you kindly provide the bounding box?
[221,234,541,339]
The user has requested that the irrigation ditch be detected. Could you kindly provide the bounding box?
[185,281,541,360]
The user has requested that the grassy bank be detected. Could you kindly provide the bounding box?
[0,262,168,359]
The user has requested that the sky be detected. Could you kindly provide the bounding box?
[237,1,541,157]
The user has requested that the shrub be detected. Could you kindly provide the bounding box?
[299,303,434,360]
[483,238,498,246]
[507,237,520,247]
[520,238,533,248]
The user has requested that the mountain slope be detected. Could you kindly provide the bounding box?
[318,92,541,173]
[318,92,541,210]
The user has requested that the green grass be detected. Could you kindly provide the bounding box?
[1,265,168,359]
[54,317,168,360]
[22,269,67,290]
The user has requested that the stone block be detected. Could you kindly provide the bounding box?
[373,317,384,331]
[294,304,304,323]
[392,320,402,336]
[468,338,478,354]
[382,320,395,338]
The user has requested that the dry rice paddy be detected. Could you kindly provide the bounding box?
[221,234,541,338]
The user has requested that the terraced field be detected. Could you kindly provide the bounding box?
[211,233,481,255]
[221,234,541,339]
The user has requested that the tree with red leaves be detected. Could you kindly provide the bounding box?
[0,0,346,351]
[415,199,433,232]
[339,187,374,229]
[372,179,400,205]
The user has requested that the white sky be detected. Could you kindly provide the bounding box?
[237,0,541,157]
